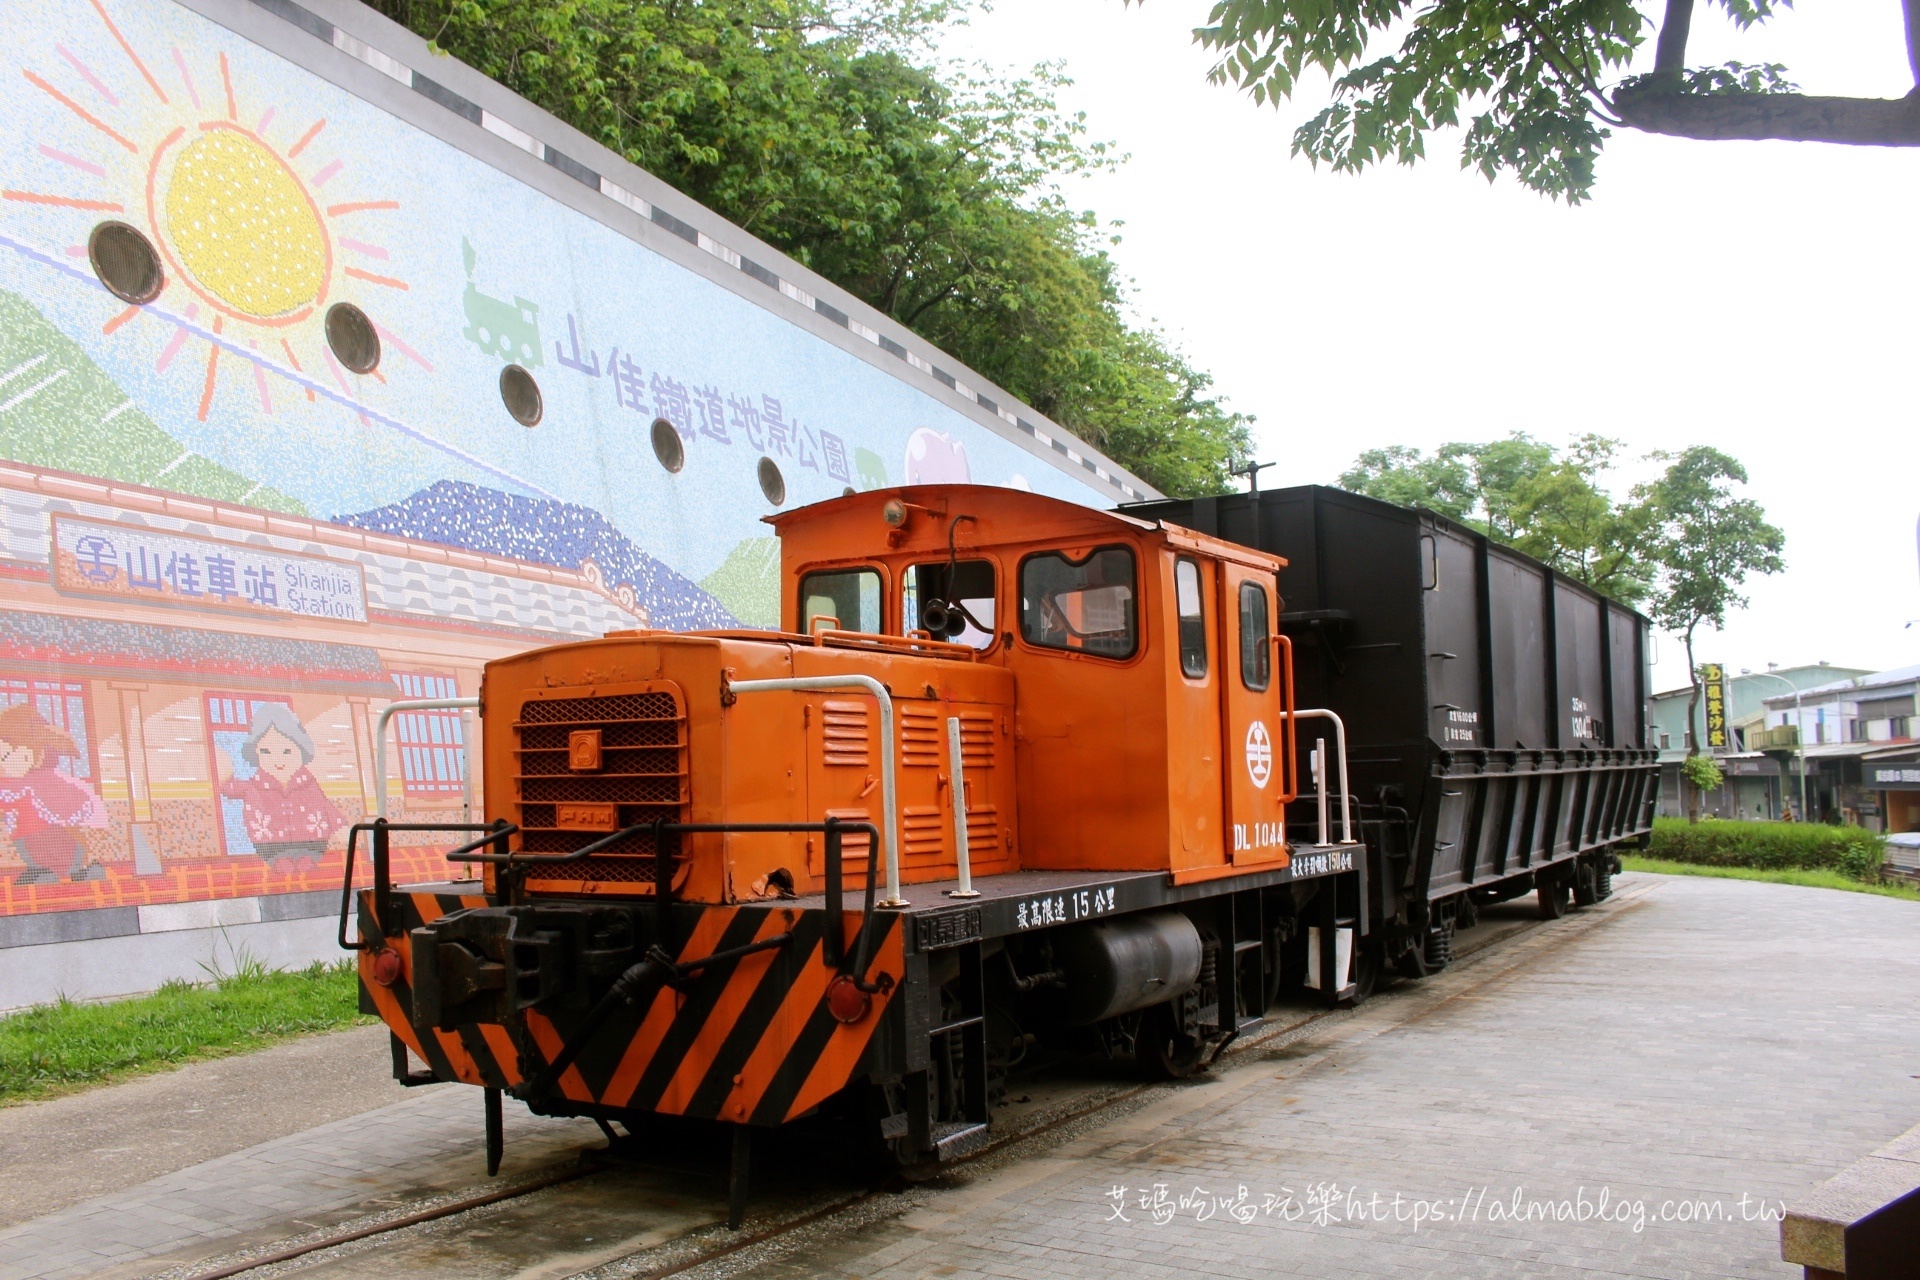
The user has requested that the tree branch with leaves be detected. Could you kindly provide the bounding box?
[1175,0,1920,201]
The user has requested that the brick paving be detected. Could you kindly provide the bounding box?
[735,875,1920,1279]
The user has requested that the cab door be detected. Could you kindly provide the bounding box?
[1220,564,1289,866]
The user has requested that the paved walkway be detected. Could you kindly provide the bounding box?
[0,874,1915,1279]
[725,874,1920,1280]
[0,1040,602,1280]
[0,1026,403,1229]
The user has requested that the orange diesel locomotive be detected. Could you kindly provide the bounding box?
[344,483,1648,1221]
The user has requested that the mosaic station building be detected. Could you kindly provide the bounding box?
[0,0,1147,1006]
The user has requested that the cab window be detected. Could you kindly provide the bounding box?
[1019,547,1137,659]
[1175,558,1207,679]
[904,560,997,649]
[800,568,882,635]
[1239,580,1270,690]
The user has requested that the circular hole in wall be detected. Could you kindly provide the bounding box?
[500,364,543,427]
[758,456,786,506]
[651,417,684,473]
[88,221,163,304]
[325,303,381,374]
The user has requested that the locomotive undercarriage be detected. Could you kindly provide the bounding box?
[361,834,1631,1196]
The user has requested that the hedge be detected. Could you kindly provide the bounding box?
[1646,817,1886,883]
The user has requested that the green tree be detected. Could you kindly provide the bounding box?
[1339,431,1649,603]
[1338,444,1474,520]
[1681,751,1725,796]
[1507,434,1652,604]
[1179,0,1920,202]
[1635,445,1785,818]
[363,0,1249,494]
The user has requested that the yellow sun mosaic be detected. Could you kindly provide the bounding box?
[163,129,327,319]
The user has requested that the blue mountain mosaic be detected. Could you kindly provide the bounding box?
[336,481,739,631]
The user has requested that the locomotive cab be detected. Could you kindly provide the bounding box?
[768,484,1302,883]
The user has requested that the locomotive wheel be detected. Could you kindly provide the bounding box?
[1347,942,1380,1004]
[1536,873,1571,920]
[1139,1003,1206,1080]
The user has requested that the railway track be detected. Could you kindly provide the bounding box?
[144,888,1649,1280]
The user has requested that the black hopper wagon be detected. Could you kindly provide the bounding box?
[1127,483,1660,991]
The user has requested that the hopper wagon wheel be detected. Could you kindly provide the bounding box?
[1139,1003,1206,1080]
[1536,872,1572,920]
[1572,858,1600,908]
[1393,934,1428,981]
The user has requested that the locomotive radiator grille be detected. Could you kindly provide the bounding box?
[512,690,688,891]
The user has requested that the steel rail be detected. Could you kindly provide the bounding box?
[174,1164,593,1280]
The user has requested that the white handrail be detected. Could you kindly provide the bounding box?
[728,676,905,907]
[1313,738,1330,849]
[946,716,979,898]
[375,698,480,820]
[1285,707,1356,844]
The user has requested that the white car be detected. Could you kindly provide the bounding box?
[1884,831,1920,875]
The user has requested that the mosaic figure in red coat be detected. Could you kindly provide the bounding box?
[0,703,109,886]
[218,704,343,870]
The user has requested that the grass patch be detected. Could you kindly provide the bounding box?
[1647,816,1885,881]
[1622,856,1920,902]
[0,955,373,1105]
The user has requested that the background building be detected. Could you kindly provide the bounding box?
[1650,662,1920,829]
[1754,665,1920,831]
[1650,663,1870,821]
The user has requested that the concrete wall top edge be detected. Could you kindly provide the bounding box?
[186,0,1157,502]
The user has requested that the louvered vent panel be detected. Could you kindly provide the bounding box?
[958,713,996,769]
[823,807,873,856]
[514,690,688,890]
[964,804,1001,856]
[902,805,945,856]
[901,707,942,767]
[821,700,870,767]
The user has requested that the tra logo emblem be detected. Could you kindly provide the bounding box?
[1245,720,1273,789]
[569,729,603,772]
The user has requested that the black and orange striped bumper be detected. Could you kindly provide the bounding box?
[357,885,905,1127]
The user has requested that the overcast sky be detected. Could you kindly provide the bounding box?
[939,1,1919,693]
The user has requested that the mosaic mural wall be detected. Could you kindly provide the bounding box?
[0,0,1112,916]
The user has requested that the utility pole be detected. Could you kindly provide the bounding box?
[1745,670,1809,822]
